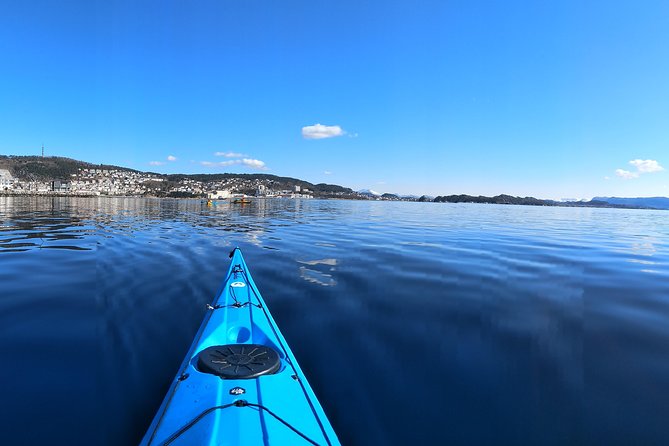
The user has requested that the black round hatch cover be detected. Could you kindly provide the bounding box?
[196,344,281,379]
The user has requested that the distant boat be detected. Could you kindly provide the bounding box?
[232,198,252,204]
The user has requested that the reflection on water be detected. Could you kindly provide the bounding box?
[298,258,338,266]
[1,196,669,445]
[299,266,337,287]
[0,197,95,252]
[298,258,338,286]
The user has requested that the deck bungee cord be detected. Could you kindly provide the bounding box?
[161,400,321,446]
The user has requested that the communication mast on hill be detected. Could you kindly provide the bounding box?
[41,144,44,158]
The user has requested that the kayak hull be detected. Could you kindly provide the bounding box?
[141,248,339,445]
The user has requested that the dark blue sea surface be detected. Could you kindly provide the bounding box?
[1,196,668,445]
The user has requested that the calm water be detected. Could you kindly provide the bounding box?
[1,196,668,445]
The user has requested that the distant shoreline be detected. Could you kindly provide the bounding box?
[1,156,666,210]
[1,192,664,211]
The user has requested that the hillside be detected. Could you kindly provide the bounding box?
[163,173,353,195]
[0,155,354,197]
[0,155,135,181]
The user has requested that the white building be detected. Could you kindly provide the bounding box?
[256,184,268,196]
[0,169,15,189]
[208,190,231,199]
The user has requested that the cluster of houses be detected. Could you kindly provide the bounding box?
[249,184,313,199]
[207,185,313,199]
[0,167,315,199]
[0,168,166,196]
[68,169,167,195]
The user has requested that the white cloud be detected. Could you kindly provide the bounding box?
[323,170,332,175]
[241,158,267,170]
[629,159,664,173]
[215,151,247,158]
[167,155,177,161]
[200,158,268,171]
[302,123,345,139]
[615,169,639,180]
[613,159,664,180]
[149,161,165,166]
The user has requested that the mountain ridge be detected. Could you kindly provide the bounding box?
[593,196,669,210]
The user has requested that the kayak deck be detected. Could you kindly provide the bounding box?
[141,248,339,445]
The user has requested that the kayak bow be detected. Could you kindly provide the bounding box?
[141,248,340,445]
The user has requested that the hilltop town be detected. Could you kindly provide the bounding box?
[0,155,388,200]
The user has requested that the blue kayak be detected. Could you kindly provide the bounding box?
[141,248,340,445]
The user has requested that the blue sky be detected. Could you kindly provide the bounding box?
[1,1,667,199]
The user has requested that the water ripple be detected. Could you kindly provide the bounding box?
[1,197,668,445]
